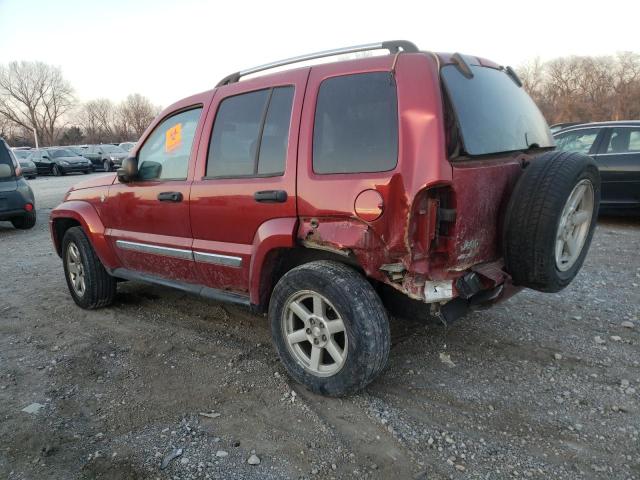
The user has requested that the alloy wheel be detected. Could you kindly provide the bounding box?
[282,290,348,377]
[66,242,86,297]
[555,179,595,272]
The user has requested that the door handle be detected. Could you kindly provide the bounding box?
[254,190,287,203]
[158,191,183,202]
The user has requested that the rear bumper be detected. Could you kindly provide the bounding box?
[0,208,30,221]
[0,181,35,220]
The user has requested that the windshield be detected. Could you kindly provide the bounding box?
[49,149,76,158]
[100,144,125,153]
[13,150,31,159]
[441,64,554,156]
[69,146,85,154]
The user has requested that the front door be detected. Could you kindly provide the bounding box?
[594,126,640,208]
[189,69,307,294]
[104,105,205,282]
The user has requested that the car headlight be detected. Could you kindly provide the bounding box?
[109,156,116,161]
[60,161,70,166]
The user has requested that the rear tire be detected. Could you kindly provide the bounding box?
[11,211,36,230]
[269,260,390,396]
[62,226,116,309]
[503,151,600,292]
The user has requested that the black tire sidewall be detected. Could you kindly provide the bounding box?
[504,151,600,292]
[269,261,390,396]
[61,227,115,309]
[11,211,36,230]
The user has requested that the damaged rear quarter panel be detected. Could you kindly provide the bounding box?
[446,156,525,271]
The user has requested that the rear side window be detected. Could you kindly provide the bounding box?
[137,107,202,181]
[313,72,398,174]
[206,86,294,178]
[555,128,600,154]
[605,127,640,153]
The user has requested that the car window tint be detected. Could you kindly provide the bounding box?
[137,107,202,181]
[207,90,270,177]
[606,128,640,153]
[313,72,398,174]
[258,87,294,175]
[554,129,599,154]
[206,87,294,178]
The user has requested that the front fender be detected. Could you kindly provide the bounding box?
[49,201,120,269]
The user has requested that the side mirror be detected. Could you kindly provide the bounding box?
[0,164,12,178]
[117,156,138,183]
[42,155,50,160]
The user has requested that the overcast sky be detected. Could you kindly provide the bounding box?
[1,0,638,108]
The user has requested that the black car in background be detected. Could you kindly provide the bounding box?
[0,138,36,229]
[549,122,586,134]
[67,145,89,157]
[83,144,128,171]
[554,121,640,213]
[27,148,92,176]
[10,149,37,179]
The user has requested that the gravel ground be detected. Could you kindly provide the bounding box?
[0,174,639,480]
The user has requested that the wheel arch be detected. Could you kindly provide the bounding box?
[248,218,364,311]
[50,201,120,269]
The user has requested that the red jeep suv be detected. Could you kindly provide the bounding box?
[50,41,600,396]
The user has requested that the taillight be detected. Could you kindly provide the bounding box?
[24,203,33,212]
[409,185,456,265]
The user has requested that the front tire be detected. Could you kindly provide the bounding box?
[62,226,116,309]
[52,165,63,176]
[11,211,36,230]
[269,260,390,396]
[103,160,111,172]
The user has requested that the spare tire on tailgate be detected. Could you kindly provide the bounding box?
[503,151,600,292]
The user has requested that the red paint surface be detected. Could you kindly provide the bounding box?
[51,51,527,307]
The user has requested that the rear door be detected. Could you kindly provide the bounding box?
[104,105,205,282]
[189,69,307,294]
[593,126,640,207]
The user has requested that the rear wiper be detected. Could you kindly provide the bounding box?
[451,53,474,79]
[505,66,523,87]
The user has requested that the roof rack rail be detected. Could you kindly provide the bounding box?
[216,40,419,87]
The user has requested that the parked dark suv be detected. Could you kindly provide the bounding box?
[83,144,128,171]
[0,139,36,229]
[554,120,640,213]
[50,41,600,396]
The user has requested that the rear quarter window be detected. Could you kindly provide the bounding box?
[313,72,398,174]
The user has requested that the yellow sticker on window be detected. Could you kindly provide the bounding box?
[165,123,182,153]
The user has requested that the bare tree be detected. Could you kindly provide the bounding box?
[0,61,75,145]
[118,93,159,139]
[518,52,640,124]
[81,99,116,143]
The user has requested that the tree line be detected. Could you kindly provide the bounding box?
[0,61,160,147]
[517,52,640,125]
[2,53,639,148]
